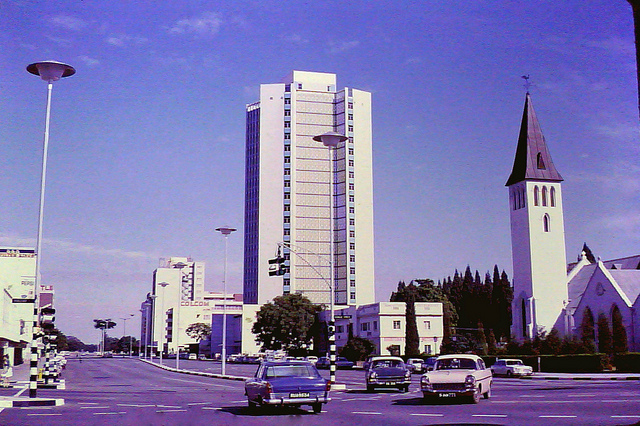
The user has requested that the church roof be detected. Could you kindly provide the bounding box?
[567,264,597,310]
[506,93,564,186]
[609,270,640,306]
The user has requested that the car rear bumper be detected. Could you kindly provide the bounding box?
[422,389,475,397]
[263,396,331,405]
[368,378,411,387]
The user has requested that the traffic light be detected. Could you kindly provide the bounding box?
[268,256,287,276]
[327,321,335,337]
[40,307,56,331]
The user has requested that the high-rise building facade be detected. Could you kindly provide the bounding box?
[244,71,375,307]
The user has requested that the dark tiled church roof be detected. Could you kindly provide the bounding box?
[506,93,564,186]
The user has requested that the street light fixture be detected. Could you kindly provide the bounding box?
[148,295,157,361]
[313,131,347,386]
[26,60,75,399]
[157,282,170,365]
[215,226,236,376]
[121,314,134,357]
[173,262,189,371]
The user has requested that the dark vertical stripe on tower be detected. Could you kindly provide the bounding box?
[29,306,38,398]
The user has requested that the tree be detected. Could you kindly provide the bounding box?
[93,319,116,353]
[579,307,596,353]
[252,293,322,352]
[404,282,420,357]
[611,306,628,354]
[597,313,612,354]
[339,337,376,361]
[185,323,212,342]
[66,336,86,352]
[476,322,488,356]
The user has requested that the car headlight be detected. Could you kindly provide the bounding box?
[465,375,476,387]
[369,371,377,379]
[405,370,411,378]
[420,375,430,385]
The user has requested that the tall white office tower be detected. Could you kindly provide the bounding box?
[244,71,375,307]
[506,93,568,341]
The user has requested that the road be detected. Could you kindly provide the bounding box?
[0,357,639,425]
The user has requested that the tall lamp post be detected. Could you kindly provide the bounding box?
[173,262,189,371]
[26,60,75,399]
[121,314,134,357]
[139,308,145,358]
[149,295,157,361]
[157,282,170,365]
[215,226,236,376]
[313,131,347,386]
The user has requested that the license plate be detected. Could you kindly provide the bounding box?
[438,393,457,398]
[386,382,396,385]
[289,392,310,398]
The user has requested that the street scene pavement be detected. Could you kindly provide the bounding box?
[1,357,640,425]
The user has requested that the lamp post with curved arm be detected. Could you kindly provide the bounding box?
[215,226,236,376]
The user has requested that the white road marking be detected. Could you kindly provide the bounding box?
[473,414,508,418]
[568,393,597,397]
[80,406,110,409]
[157,409,188,413]
[156,405,182,408]
[410,413,444,417]
[93,412,127,415]
[27,413,62,416]
[117,404,157,407]
[601,399,640,403]
[612,416,640,419]
[352,411,382,415]
[540,415,577,418]
[202,407,222,410]
[187,402,211,405]
[79,402,100,405]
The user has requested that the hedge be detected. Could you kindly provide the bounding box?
[613,353,640,372]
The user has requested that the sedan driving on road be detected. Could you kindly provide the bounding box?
[420,354,492,404]
[245,360,331,413]
[365,356,412,392]
[491,359,533,377]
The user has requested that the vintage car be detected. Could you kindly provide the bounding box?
[420,354,492,403]
[491,359,533,377]
[244,360,331,413]
[316,356,354,369]
[406,358,424,373]
[365,356,412,392]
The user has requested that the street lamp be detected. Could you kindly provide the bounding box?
[26,60,75,399]
[121,314,134,357]
[173,262,189,371]
[157,282,170,365]
[313,131,347,386]
[215,226,236,376]
[148,295,157,361]
[139,308,145,358]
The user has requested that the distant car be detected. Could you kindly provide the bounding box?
[423,357,437,372]
[365,356,412,392]
[316,357,354,369]
[406,358,424,373]
[305,356,318,364]
[245,360,331,413]
[188,353,197,360]
[198,354,207,360]
[421,354,492,404]
[491,359,533,377]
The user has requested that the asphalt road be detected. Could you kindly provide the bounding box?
[1,358,639,425]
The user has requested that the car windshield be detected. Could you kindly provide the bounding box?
[265,365,317,378]
[372,359,404,368]
[435,358,477,370]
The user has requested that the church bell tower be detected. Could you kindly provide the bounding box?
[506,92,568,340]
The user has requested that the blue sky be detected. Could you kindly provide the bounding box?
[1,0,638,343]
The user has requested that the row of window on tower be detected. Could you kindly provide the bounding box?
[511,185,557,211]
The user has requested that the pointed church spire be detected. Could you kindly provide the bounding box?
[505,93,563,186]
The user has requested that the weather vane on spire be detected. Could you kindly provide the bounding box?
[521,75,532,93]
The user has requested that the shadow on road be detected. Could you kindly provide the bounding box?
[344,389,405,395]
[219,405,320,417]
[393,396,474,406]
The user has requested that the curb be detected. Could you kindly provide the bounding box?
[521,375,640,381]
[0,398,64,408]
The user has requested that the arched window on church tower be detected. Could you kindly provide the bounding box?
[534,186,539,206]
[537,152,546,169]
[550,187,556,207]
[543,214,550,232]
[520,187,526,209]
[542,186,548,206]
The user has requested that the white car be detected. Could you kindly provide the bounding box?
[491,359,533,377]
[406,358,424,373]
[420,354,492,403]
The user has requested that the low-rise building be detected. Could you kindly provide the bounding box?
[333,302,443,356]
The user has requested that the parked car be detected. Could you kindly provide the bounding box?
[188,353,198,360]
[491,359,533,377]
[198,354,207,360]
[423,357,437,371]
[420,354,492,403]
[365,356,412,392]
[305,356,318,364]
[316,356,354,369]
[406,358,424,373]
[244,360,331,413]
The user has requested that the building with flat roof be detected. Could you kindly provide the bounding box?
[244,70,375,308]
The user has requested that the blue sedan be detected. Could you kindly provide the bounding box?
[245,361,331,413]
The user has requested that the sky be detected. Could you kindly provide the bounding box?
[1,0,638,344]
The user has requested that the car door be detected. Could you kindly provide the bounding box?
[246,365,265,401]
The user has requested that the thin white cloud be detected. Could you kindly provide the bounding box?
[601,212,640,235]
[328,40,360,54]
[106,34,148,47]
[49,15,88,31]
[594,121,639,142]
[282,34,309,45]
[0,235,153,260]
[168,12,222,36]
[78,55,100,67]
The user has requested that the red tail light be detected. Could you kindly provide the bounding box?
[266,382,273,395]
[326,381,331,391]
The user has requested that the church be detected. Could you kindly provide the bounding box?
[506,93,640,351]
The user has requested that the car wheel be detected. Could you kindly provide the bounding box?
[247,399,256,409]
[312,403,322,414]
[483,388,491,399]
[367,385,374,392]
[506,370,512,377]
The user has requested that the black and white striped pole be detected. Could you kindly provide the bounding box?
[26,61,75,398]
[313,132,347,386]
